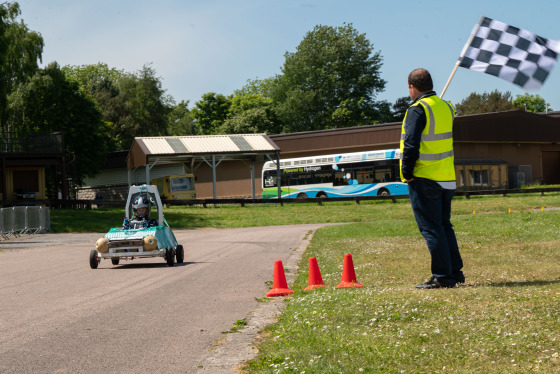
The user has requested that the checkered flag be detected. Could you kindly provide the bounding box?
[458,16,560,90]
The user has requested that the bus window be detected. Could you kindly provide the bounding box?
[314,172,333,184]
[334,171,348,186]
[290,173,312,185]
[264,174,277,188]
[171,177,194,192]
[355,168,374,184]
[335,170,359,185]
[263,171,292,188]
[375,167,393,182]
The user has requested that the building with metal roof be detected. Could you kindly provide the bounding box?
[127,134,281,198]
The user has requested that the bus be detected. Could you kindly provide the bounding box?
[261,149,408,199]
[151,174,196,200]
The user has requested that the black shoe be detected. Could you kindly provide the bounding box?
[454,273,466,284]
[416,276,455,289]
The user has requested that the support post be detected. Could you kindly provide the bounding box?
[145,164,150,185]
[250,160,256,199]
[212,154,217,199]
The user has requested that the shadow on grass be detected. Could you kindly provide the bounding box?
[486,279,560,287]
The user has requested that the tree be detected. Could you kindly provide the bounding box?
[62,62,124,97]
[512,93,551,113]
[0,2,44,132]
[63,63,127,148]
[191,93,231,134]
[371,100,395,124]
[392,96,412,122]
[64,63,172,149]
[219,93,280,134]
[116,64,172,146]
[234,77,278,98]
[8,62,110,184]
[167,100,195,135]
[272,23,386,132]
[454,90,516,115]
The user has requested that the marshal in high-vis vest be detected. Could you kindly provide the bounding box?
[399,95,455,182]
[400,68,464,290]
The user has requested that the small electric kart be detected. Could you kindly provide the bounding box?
[89,184,183,269]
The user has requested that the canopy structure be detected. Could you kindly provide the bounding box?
[127,134,281,199]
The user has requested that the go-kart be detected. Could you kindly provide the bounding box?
[89,184,183,269]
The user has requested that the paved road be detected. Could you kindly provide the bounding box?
[0,225,328,374]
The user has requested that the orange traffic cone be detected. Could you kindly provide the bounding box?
[304,257,328,291]
[266,260,294,297]
[336,253,363,288]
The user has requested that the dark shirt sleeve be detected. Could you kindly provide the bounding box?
[401,105,426,180]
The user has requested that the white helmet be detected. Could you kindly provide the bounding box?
[132,196,151,217]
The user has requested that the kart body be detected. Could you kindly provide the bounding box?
[89,184,183,268]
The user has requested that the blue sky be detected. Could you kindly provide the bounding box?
[19,0,560,111]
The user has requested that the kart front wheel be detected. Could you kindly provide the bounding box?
[111,258,120,266]
[176,244,184,264]
[166,247,175,267]
[89,250,99,269]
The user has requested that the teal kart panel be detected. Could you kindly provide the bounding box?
[105,226,178,249]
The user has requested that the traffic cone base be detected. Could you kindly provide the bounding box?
[267,288,294,297]
[304,283,328,291]
[336,253,363,288]
[336,281,363,288]
[304,256,328,291]
[266,260,294,297]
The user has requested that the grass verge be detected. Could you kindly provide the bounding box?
[242,195,560,373]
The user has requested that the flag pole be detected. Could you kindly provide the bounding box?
[440,15,486,99]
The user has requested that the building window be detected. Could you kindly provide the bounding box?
[469,170,489,186]
[13,170,39,191]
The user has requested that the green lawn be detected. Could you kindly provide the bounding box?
[240,193,560,373]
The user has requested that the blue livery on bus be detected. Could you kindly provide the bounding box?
[262,149,408,199]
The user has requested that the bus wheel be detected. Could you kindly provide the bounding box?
[316,192,328,199]
[297,193,308,199]
[377,188,390,196]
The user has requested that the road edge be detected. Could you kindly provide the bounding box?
[196,227,317,373]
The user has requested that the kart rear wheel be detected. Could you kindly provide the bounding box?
[111,257,120,266]
[166,247,175,267]
[89,250,99,269]
[175,244,184,264]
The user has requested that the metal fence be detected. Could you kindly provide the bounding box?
[0,206,50,239]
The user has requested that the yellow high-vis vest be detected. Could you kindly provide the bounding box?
[399,95,455,182]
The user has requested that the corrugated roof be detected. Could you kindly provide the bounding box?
[128,134,280,169]
[139,134,278,155]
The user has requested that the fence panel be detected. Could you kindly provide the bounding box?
[26,207,43,234]
[1,208,16,237]
[0,209,6,239]
[13,207,27,234]
[0,206,50,239]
